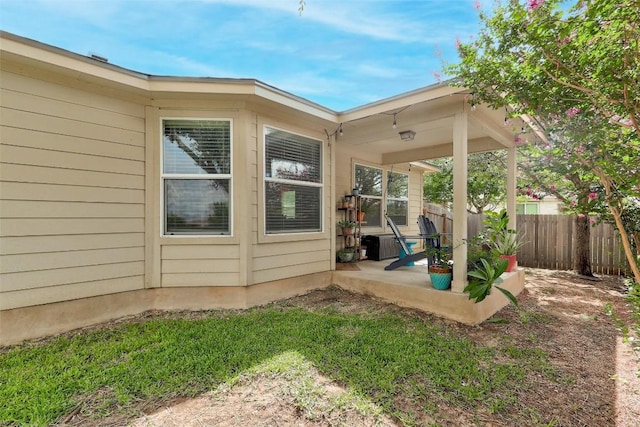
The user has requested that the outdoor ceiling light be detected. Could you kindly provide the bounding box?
[399,130,416,141]
[385,106,411,129]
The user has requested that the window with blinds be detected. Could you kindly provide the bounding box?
[162,119,232,235]
[264,127,323,234]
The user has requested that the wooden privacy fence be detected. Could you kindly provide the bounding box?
[423,203,454,245]
[468,214,627,275]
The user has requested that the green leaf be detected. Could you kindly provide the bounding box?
[495,286,519,307]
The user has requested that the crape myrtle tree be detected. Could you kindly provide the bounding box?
[516,116,611,277]
[448,0,640,283]
[423,152,507,213]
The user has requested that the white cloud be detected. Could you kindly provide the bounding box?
[201,0,475,44]
[264,70,344,97]
[150,52,236,77]
[354,63,405,79]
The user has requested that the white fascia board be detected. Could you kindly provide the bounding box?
[338,83,465,122]
[147,78,256,95]
[142,78,338,122]
[468,108,516,148]
[254,83,338,122]
[409,161,441,172]
[0,32,150,91]
[521,114,550,144]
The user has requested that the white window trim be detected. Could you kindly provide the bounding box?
[354,163,384,229]
[353,163,384,229]
[386,170,410,226]
[263,124,324,236]
[354,163,384,203]
[354,163,411,229]
[160,117,234,238]
[517,202,540,215]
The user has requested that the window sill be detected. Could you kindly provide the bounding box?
[258,231,329,244]
[160,235,239,245]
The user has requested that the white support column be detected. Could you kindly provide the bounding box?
[506,146,517,229]
[452,111,468,293]
[330,132,337,271]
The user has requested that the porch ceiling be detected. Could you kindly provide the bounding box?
[336,84,523,165]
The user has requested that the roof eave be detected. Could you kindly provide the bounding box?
[0,31,338,122]
[338,80,468,122]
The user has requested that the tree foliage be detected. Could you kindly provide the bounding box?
[517,115,612,275]
[448,0,640,283]
[424,152,507,213]
[423,159,453,208]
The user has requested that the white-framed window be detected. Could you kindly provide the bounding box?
[355,165,409,227]
[516,203,539,215]
[386,171,409,226]
[161,119,232,236]
[264,126,323,234]
[354,164,383,228]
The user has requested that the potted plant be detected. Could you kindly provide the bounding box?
[359,245,367,260]
[425,245,453,290]
[342,196,350,209]
[492,230,525,272]
[357,203,369,222]
[337,247,356,263]
[357,199,374,222]
[464,258,518,306]
[483,209,524,272]
[338,219,356,235]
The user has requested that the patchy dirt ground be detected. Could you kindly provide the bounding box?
[64,268,639,427]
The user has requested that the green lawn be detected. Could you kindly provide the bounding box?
[0,302,555,426]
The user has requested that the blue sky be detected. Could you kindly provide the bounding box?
[0,0,483,111]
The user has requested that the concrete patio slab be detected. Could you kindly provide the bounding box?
[331,259,525,325]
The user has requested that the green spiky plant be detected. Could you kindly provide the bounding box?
[464,258,518,306]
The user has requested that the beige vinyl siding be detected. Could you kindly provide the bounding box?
[1,233,144,254]
[253,240,331,283]
[1,126,144,160]
[0,163,145,188]
[2,262,144,292]
[1,218,143,240]
[0,182,143,203]
[0,70,146,310]
[408,167,425,244]
[0,277,143,312]
[161,245,240,287]
[1,247,144,274]
[0,144,143,175]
